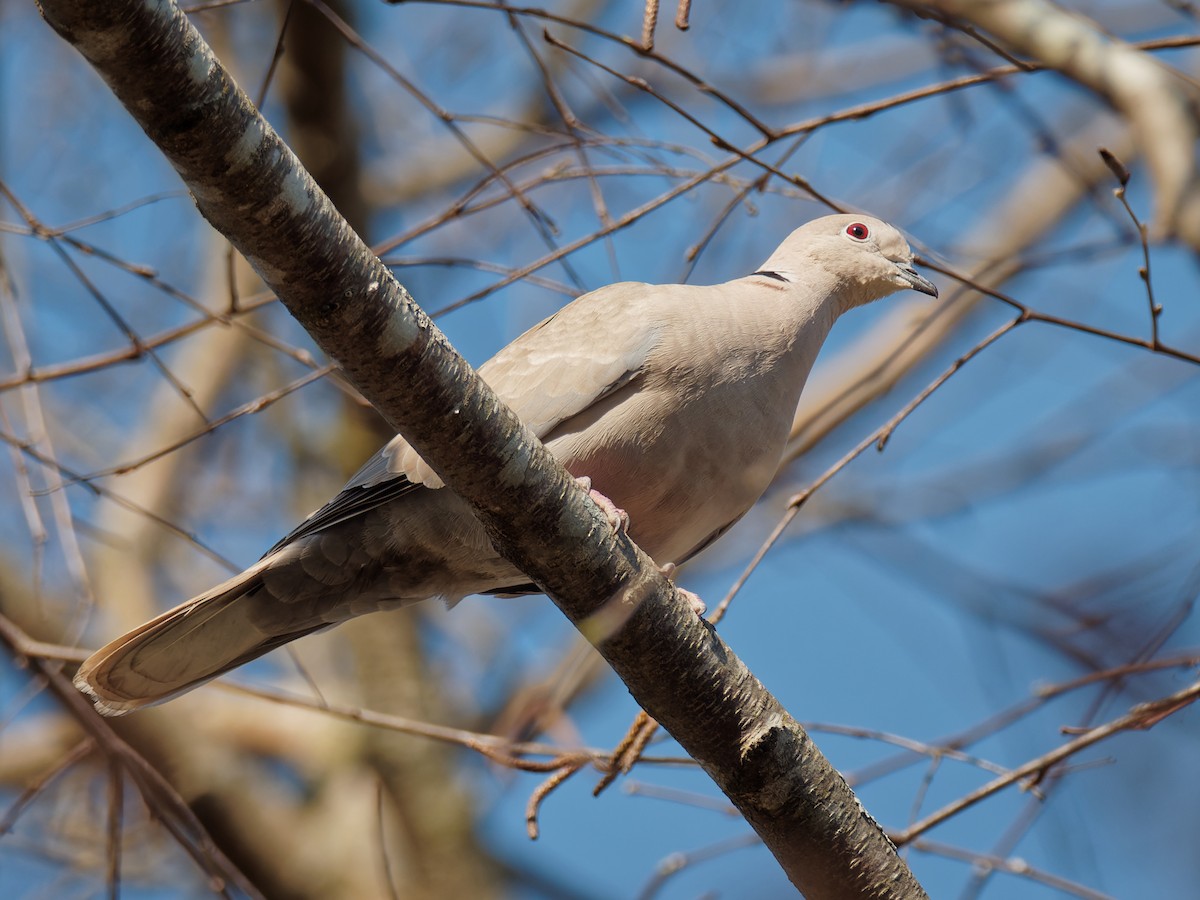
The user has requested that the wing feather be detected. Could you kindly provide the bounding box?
[266,282,662,555]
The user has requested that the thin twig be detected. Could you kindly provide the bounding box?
[1100,147,1161,347]
[893,679,1200,844]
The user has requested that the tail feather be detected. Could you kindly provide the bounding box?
[74,566,327,716]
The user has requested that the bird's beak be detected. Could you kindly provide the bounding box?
[894,262,938,297]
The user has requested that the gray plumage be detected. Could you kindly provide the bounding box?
[75,214,937,715]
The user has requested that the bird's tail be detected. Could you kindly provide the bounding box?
[74,563,327,716]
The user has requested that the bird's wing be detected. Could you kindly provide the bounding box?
[266,282,663,555]
[263,473,421,556]
[482,281,663,431]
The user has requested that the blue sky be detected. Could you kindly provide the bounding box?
[2,1,1199,897]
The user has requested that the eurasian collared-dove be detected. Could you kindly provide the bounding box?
[75,214,937,715]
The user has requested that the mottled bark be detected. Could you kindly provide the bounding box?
[36,0,926,895]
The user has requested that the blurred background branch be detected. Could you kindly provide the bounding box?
[2,0,1199,897]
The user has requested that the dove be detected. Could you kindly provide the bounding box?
[75,214,937,715]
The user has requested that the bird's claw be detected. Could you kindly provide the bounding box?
[659,562,707,616]
[576,476,630,533]
[572,480,702,615]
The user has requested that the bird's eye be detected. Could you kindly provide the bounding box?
[845,222,870,240]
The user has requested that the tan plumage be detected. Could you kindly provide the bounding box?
[75,214,937,715]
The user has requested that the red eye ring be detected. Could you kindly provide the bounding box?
[845,222,870,240]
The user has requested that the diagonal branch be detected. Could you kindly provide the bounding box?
[893,0,1200,245]
[34,0,926,895]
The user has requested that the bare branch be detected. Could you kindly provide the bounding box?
[893,0,1200,244]
[34,0,926,894]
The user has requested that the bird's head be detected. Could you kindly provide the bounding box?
[758,214,938,311]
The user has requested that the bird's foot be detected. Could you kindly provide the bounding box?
[659,562,706,616]
[575,476,629,533]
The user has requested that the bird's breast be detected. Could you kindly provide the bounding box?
[543,364,798,566]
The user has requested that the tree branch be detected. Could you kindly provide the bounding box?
[35,0,926,895]
[894,0,1200,245]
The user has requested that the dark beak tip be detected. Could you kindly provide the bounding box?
[896,262,938,298]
